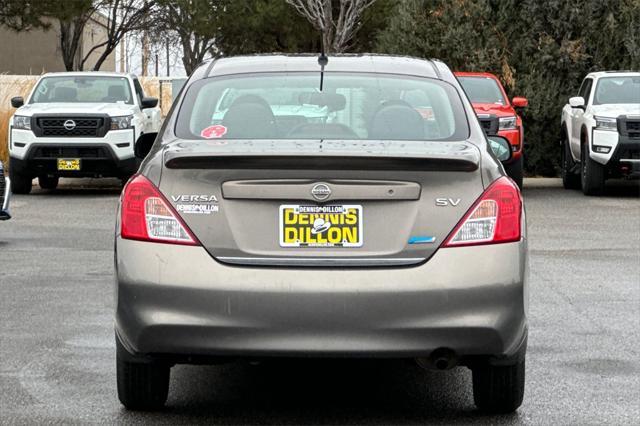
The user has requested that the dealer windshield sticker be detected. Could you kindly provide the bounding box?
[200,124,227,139]
[279,205,363,248]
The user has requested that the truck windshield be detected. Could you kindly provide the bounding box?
[175,72,469,141]
[593,76,640,105]
[30,76,134,104]
[457,76,506,105]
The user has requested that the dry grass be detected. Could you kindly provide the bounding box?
[140,78,174,117]
[0,76,175,168]
[0,76,38,167]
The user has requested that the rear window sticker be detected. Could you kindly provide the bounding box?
[201,124,227,139]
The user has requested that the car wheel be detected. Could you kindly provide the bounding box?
[117,352,170,410]
[9,163,32,195]
[561,136,581,190]
[504,156,524,190]
[38,176,59,190]
[581,143,605,196]
[472,358,525,413]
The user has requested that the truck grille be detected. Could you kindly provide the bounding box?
[36,117,106,137]
[477,115,499,136]
[618,117,640,138]
[31,146,111,159]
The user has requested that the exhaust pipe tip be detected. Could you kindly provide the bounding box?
[416,348,458,370]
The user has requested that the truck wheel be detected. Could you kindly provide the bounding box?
[504,156,524,190]
[117,352,170,410]
[561,137,580,190]
[38,176,59,190]
[9,165,32,195]
[581,145,605,195]
[472,358,525,413]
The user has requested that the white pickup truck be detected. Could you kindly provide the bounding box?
[560,71,640,195]
[7,72,161,194]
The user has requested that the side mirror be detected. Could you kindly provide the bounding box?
[11,96,24,108]
[512,97,528,108]
[134,134,156,159]
[140,97,158,109]
[488,135,512,163]
[569,96,585,109]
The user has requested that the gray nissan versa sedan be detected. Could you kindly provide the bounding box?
[115,54,528,413]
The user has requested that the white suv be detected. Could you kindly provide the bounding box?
[560,71,640,195]
[7,72,161,194]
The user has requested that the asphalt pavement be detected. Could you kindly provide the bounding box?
[0,178,638,425]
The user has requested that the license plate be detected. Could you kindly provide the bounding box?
[57,158,81,171]
[279,204,363,247]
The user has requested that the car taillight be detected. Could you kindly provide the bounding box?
[120,174,198,245]
[443,176,522,247]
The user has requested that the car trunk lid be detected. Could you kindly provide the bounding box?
[158,139,484,266]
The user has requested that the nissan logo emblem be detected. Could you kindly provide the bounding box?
[63,120,76,131]
[311,183,331,201]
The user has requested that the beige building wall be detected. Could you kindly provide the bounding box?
[81,14,116,72]
[0,14,116,74]
[0,19,66,74]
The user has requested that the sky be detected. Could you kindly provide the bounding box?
[116,33,188,77]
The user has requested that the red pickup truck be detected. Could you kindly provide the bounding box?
[455,72,528,189]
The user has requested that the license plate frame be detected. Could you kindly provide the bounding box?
[57,158,81,171]
[279,204,363,248]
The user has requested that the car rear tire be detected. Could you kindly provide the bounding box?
[504,156,524,190]
[9,165,32,195]
[117,352,170,410]
[38,176,59,190]
[561,136,581,190]
[581,143,605,196]
[472,358,525,413]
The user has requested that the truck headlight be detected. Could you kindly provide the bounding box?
[110,115,133,130]
[595,116,617,132]
[498,116,517,130]
[12,115,31,130]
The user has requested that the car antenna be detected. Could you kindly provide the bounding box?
[318,37,328,92]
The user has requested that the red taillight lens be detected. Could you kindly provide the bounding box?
[443,176,522,247]
[120,175,198,245]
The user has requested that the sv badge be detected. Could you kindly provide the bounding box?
[435,198,461,207]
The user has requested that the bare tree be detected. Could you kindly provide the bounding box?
[80,0,156,71]
[153,0,224,75]
[285,0,376,53]
[55,0,156,71]
[58,3,97,71]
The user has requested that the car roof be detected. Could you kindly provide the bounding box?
[201,54,450,81]
[586,71,640,79]
[39,71,135,79]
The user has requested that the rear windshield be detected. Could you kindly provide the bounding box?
[457,76,506,105]
[175,72,469,141]
[593,76,640,105]
[30,76,133,104]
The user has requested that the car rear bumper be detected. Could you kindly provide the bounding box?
[115,237,528,363]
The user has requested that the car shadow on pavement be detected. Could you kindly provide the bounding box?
[522,178,639,198]
[116,360,524,425]
[27,178,123,197]
[600,180,640,198]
